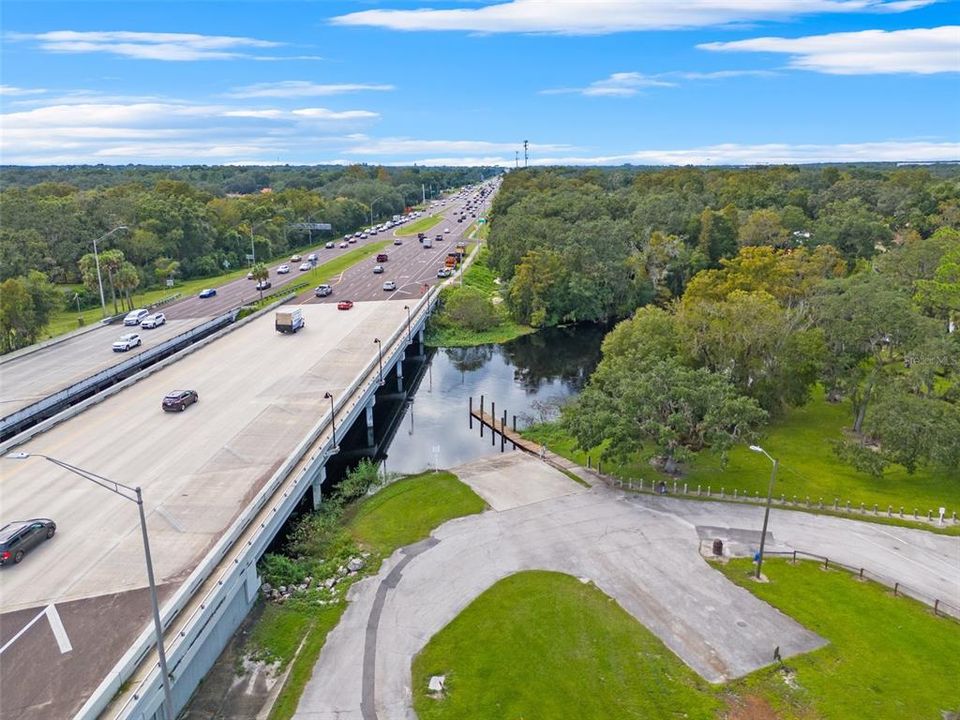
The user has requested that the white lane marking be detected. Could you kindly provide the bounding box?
[157,506,185,532]
[46,604,73,653]
[0,603,72,655]
[876,528,909,545]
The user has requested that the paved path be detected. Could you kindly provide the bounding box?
[295,452,960,719]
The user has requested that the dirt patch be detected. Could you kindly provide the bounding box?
[724,693,781,720]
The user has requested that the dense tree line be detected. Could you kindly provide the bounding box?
[481,165,959,477]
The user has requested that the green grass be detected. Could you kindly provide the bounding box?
[396,214,443,236]
[346,470,487,555]
[721,558,960,719]
[523,387,960,521]
[266,604,347,720]
[412,571,721,720]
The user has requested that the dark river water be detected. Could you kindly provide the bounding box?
[381,324,607,475]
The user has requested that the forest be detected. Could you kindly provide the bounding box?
[482,164,959,478]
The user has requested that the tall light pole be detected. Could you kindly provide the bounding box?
[6,452,173,720]
[403,305,412,345]
[324,392,339,451]
[749,445,779,580]
[92,226,128,318]
[370,196,386,226]
[374,338,384,386]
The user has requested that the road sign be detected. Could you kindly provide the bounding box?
[289,223,332,231]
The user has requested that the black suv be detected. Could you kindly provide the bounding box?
[0,519,56,565]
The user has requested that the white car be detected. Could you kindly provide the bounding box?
[277,264,291,274]
[339,241,349,248]
[299,262,312,271]
[140,313,166,329]
[382,280,397,291]
[444,228,451,234]
[112,333,142,352]
[124,309,149,326]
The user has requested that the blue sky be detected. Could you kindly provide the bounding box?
[1,1,958,166]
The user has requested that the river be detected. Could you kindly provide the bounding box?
[382,323,606,475]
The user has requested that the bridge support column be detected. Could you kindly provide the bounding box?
[395,358,404,393]
[311,465,326,510]
[418,327,425,351]
[365,397,376,447]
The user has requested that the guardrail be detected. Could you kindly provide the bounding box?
[93,290,440,720]
[764,550,960,621]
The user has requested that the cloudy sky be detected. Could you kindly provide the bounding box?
[1,1,958,166]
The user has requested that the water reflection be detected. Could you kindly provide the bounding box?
[383,324,605,475]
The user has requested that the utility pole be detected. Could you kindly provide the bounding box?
[515,150,519,168]
[523,139,528,167]
[421,183,426,204]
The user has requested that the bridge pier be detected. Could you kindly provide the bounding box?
[311,465,326,510]
[365,397,376,448]
[395,358,404,393]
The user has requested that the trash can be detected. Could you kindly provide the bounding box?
[712,539,723,557]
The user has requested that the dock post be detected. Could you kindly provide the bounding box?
[491,401,496,446]
[501,410,507,452]
[469,396,473,429]
[480,395,484,437]
[512,414,517,432]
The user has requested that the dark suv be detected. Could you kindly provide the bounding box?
[162,389,199,412]
[0,519,56,565]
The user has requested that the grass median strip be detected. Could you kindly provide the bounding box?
[396,214,443,237]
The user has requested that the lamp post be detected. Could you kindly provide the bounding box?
[6,452,173,719]
[403,305,412,345]
[370,196,386,226]
[749,445,779,580]
[92,226,128,318]
[374,338,384,386]
[324,392,338,451]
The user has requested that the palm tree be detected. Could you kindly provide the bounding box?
[251,262,270,300]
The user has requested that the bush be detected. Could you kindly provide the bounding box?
[439,286,500,332]
[259,553,310,587]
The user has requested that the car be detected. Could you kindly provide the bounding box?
[370,229,378,236]
[198,288,217,298]
[162,389,198,413]
[382,280,397,291]
[444,228,451,234]
[256,279,272,290]
[456,241,467,249]
[344,234,352,240]
[315,284,332,297]
[299,262,312,271]
[372,264,384,274]
[353,231,362,238]
[349,237,358,244]
[393,238,403,245]
[0,519,56,566]
[307,253,317,261]
[140,312,166,329]
[124,309,149,326]
[326,242,335,249]
[437,267,452,278]
[376,253,389,262]
[112,333,141,352]
[337,300,354,310]
[247,271,256,279]
[290,254,302,262]
[339,241,349,248]
[277,264,291,274]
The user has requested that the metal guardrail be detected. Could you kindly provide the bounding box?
[764,550,960,621]
[91,290,440,720]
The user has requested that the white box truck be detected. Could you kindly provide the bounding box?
[275,308,305,334]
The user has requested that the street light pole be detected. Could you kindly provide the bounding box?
[374,338,384,385]
[370,196,385,226]
[403,305,412,344]
[749,445,779,580]
[92,226,128,318]
[6,452,174,720]
[324,392,339,450]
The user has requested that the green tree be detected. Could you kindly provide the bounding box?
[739,208,789,248]
[813,199,892,261]
[564,358,766,470]
[440,286,500,332]
[697,206,738,263]
[251,262,270,300]
[0,271,59,352]
[914,245,960,333]
[114,262,141,312]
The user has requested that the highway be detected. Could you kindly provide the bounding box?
[0,181,496,425]
[0,301,414,720]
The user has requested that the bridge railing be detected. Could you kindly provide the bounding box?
[100,289,440,720]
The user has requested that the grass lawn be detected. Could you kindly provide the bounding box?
[346,470,487,556]
[523,387,960,519]
[396,214,443,237]
[721,558,960,719]
[412,571,721,720]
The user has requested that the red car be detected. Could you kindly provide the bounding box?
[337,300,354,310]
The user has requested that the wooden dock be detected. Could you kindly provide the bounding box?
[468,395,545,455]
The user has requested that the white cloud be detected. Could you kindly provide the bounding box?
[0,85,46,96]
[342,137,575,155]
[700,26,960,74]
[542,72,675,97]
[331,0,931,35]
[7,30,282,61]
[292,108,380,120]
[225,81,394,98]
